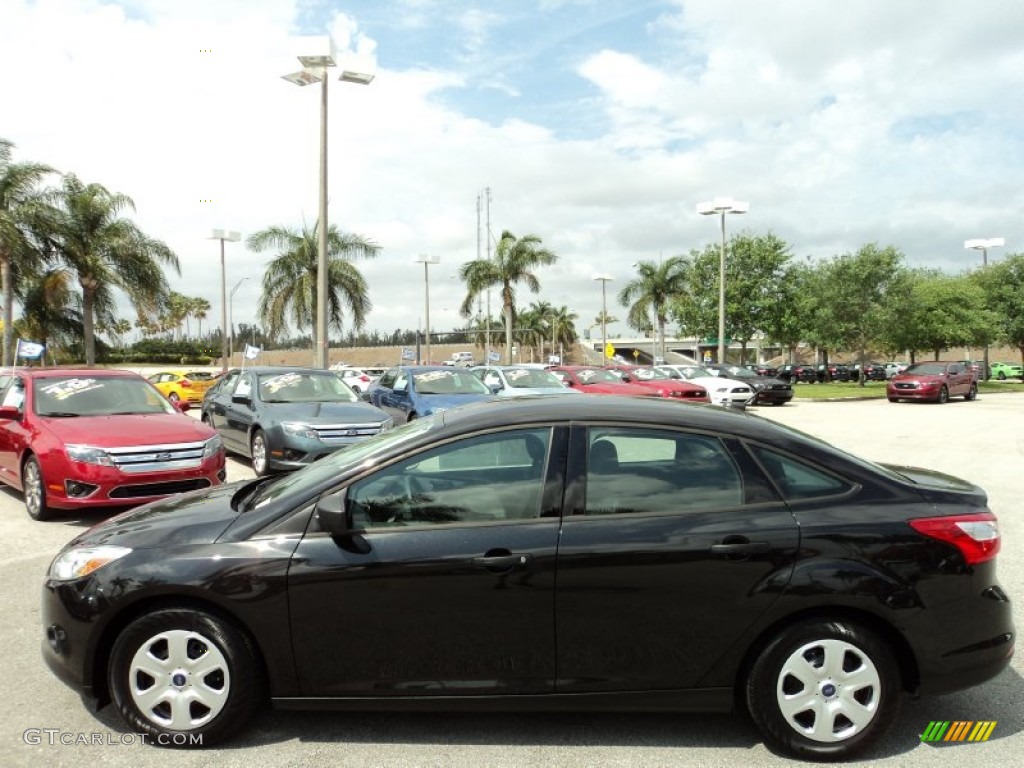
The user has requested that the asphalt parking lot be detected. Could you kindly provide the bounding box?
[1,395,1021,767]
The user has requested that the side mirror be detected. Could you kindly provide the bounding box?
[173,400,190,413]
[488,383,503,393]
[316,489,352,535]
[0,405,21,420]
[231,394,252,405]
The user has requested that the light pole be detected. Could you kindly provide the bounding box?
[697,197,749,366]
[209,229,241,374]
[283,37,374,368]
[593,274,613,364]
[228,276,248,363]
[965,237,1005,380]
[414,255,440,363]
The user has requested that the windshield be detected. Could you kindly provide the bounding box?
[904,363,947,375]
[258,372,358,403]
[503,368,565,388]
[629,367,672,381]
[249,415,437,509]
[723,366,757,380]
[574,368,623,384]
[33,376,177,417]
[413,370,491,395]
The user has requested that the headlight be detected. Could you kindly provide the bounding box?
[282,422,319,440]
[49,545,132,581]
[202,434,223,458]
[380,418,394,433]
[65,444,114,467]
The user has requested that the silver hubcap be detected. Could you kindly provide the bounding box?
[252,435,266,473]
[24,462,42,516]
[776,638,881,742]
[128,630,230,730]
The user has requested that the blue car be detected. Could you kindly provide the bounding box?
[368,365,496,423]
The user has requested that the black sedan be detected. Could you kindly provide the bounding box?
[200,366,392,475]
[41,397,1012,760]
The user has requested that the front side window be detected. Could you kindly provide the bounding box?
[585,428,743,515]
[348,428,552,528]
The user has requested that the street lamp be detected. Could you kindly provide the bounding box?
[228,276,248,363]
[697,197,749,366]
[414,254,440,363]
[209,229,241,374]
[965,237,1005,380]
[593,274,614,364]
[283,36,375,368]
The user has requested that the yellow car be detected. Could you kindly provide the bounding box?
[147,369,219,404]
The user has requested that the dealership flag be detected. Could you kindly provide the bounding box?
[402,347,415,360]
[243,344,261,360]
[16,340,45,359]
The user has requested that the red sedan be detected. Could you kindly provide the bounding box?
[887,361,978,404]
[0,368,226,520]
[604,364,710,403]
[547,366,658,396]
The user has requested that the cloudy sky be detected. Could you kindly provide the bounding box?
[3,0,1022,343]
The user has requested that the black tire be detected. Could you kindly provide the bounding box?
[746,619,901,761]
[965,383,977,401]
[250,429,269,476]
[168,392,181,403]
[937,386,948,404]
[407,412,417,422]
[887,397,898,403]
[22,455,53,521]
[997,372,1006,380]
[108,608,264,747]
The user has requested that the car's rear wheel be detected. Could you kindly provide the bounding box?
[168,392,180,403]
[965,383,977,401]
[937,386,948,404]
[250,429,269,476]
[108,608,264,747]
[746,619,900,760]
[997,372,1006,380]
[22,455,53,521]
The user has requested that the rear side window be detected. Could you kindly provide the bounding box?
[749,445,853,501]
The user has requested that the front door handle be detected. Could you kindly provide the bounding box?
[711,540,770,556]
[472,552,532,571]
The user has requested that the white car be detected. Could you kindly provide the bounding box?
[329,366,383,394]
[659,365,755,408]
[471,365,582,397]
[883,361,908,379]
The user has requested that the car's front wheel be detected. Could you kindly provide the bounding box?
[745,619,901,760]
[937,386,949,404]
[22,455,53,521]
[108,608,264,747]
[250,429,269,476]
[997,372,1006,380]
[965,383,978,401]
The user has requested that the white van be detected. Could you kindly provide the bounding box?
[451,351,475,366]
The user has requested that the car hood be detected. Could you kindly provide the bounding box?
[65,480,248,549]
[415,393,495,412]
[259,401,387,423]
[578,382,653,395]
[689,376,752,391]
[40,413,215,445]
[500,386,581,396]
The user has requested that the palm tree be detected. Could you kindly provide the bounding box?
[618,256,689,362]
[17,268,86,357]
[0,138,54,365]
[458,230,557,364]
[46,174,179,366]
[191,296,211,338]
[548,305,578,360]
[248,223,379,357]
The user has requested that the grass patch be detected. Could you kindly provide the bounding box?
[791,379,1024,400]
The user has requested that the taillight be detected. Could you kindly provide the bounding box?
[180,379,192,388]
[909,512,1000,565]
[360,375,370,383]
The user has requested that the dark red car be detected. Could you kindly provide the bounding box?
[604,365,710,402]
[0,368,226,520]
[547,366,658,396]
[887,361,978,404]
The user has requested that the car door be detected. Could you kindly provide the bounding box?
[554,425,799,692]
[946,363,969,395]
[287,426,566,696]
[0,375,28,488]
[219,371,258,452]
[375,370,416,423]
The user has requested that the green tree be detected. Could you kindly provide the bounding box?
[46,174,179,366]
[0,139,54,366]
[618,256,689,362]
[548,305,579,360]
[17,268,85,357]
[248,223,379,356]
[458,230,558,364]
[975,253,1024,367]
